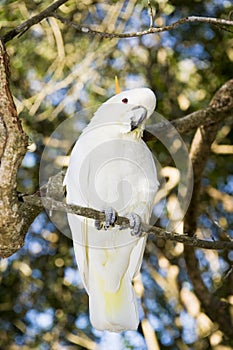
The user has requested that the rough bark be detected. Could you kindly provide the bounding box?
[0,40,29,257]
[183,79,233,338]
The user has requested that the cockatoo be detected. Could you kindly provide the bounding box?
[64,87,159,332]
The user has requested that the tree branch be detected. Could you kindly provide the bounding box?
[0,39,29,257]
[51,13,233,38]
[2,0,69,43]
[0,79,232,258]
[2,6,233,44]
[143,79,233,143]
[183,80,233,338]
[21,190,233,251]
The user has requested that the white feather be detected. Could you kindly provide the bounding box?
[64,88,158,332]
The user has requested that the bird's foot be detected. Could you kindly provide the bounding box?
[104,207,116,229]
[95,207,117,230]
[125,213,142,237]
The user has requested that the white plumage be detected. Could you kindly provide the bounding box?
[64,88,159,332]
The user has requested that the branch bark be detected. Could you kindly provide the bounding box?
[21,193,233,251]
[51,13,233,38]
[0,40,29,257]
[2,0,69,43]
[0,51,232,257]
[2,6,233,44]
[143,79,233,142]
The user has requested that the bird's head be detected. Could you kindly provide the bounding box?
[89,88,156,139]
[105,88,156,120]
[106,88,156,137]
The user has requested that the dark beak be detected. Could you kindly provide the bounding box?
[130,106,147,131]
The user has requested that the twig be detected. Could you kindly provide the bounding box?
[2,10,233,43]
[22,194,233,251]
[147,0,154,28]
[51,13,233,38]
[2,0,69,43]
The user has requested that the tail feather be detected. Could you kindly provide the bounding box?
[89,269,139,332]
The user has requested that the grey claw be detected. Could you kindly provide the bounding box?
[126,213,142,236]
[95,220,102,230]
[104,207,116,229]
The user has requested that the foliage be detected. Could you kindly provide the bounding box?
[0,0,233,349]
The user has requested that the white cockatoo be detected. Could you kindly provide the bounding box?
[64,87,159,332]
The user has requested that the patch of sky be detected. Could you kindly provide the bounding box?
[116,38,138,59]
[160,330,175,347]
[141,33,160,48]
[198,213,213,229]
[120,0,130,13]
[144,297,160,313]
[147,252,158,267]
[21,178,33,190]
[161,32,177,49]
[25,308,54,333]
[95,2,106,21]
[32,268,42,279]
[148,314,164,332]
[47,88,68,107]
[27,69,43,93]
[182,281,193,292]
[229,229,233,239]
[205,0,232,14]
[195,249,208,269]
[22,152,37,168]
[64,267,83,288]
[124,74,146,89]
[124,330,147,349]
[27,239,43,256]
[39,343,50,350]
[219,256,230,273]
[177,43,209,61]
[96,332,125,350]
[161,311,174,327]
[108,56,125,70]
[15,335,25,346]
[124,7,142,32]
[62,95,76,115]
[13,303,22,314]
[180,310,197,344]
[201,271,213,289]
[25,230,57,258]
[203,27,215,40]
[228,250,233,261]
[29,213,48,235]
[158,266,167,278]
[141,269,156,289]
[75,313,89,330]
[221,175,233,194]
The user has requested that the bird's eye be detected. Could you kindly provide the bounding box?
[122,98,128,104]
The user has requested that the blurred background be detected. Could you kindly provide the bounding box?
[0,0,233,349]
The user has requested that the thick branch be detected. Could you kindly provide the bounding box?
[0,40,29,257]
[21,194,233,251]
[2,0,69,43]
[183,80,233,338]
[143,79,233,145]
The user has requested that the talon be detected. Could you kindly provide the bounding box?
[95,220,102,230]
[104,207,117,229]
[126,213,142,237]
